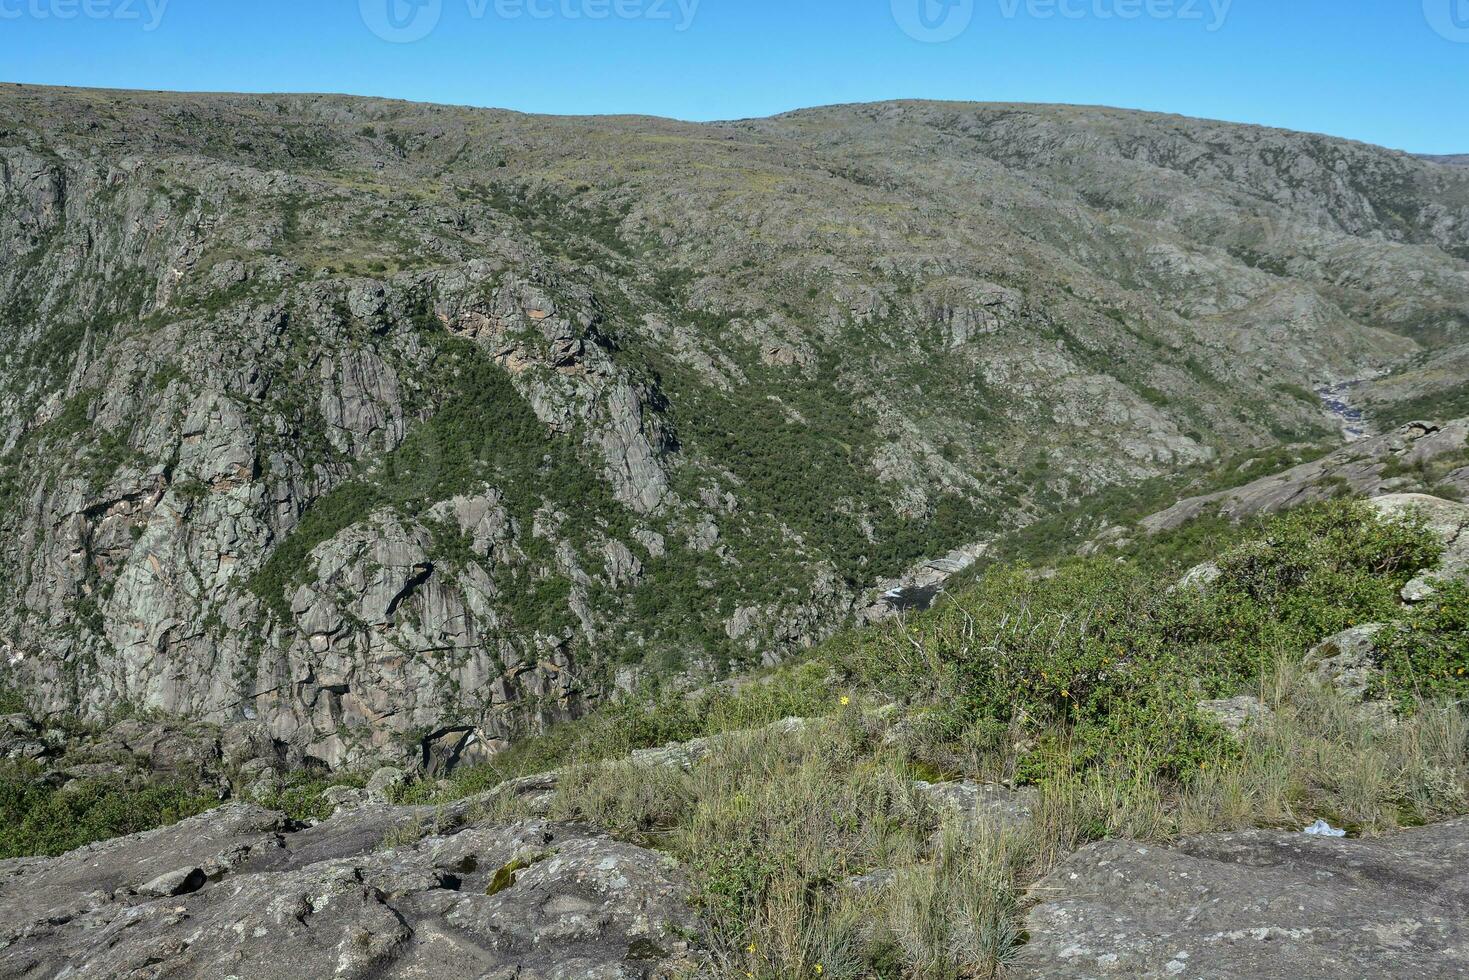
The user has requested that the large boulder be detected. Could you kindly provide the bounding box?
[0,804,698,979]
[1015,819,1469,978]
[914,779,1038,836]
[1365,493,1469,600]
[1196,696,1273,735]
[1305,624,1386,702]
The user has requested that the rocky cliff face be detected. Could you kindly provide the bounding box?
[1,86,1467,769]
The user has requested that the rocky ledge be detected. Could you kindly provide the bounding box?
[1140,419,1469,534]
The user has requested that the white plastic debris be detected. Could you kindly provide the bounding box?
[1303,819,1347,837]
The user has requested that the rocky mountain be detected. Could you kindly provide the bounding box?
[2,84,1469,770]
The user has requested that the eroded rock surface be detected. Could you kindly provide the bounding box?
[1016,819,1469,979]
[0,804,697,979]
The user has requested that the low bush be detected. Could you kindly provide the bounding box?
[839,501,1442,784]
[400,659,839,805]
[255,771,367,822]
[0,762,218,860]
[1374,579,1469,709]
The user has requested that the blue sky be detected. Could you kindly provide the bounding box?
[1,0,1467,152]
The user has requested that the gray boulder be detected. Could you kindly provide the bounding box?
[136,866,206,898]
[321,784,373,811]
[366,765,408,801]
[1197,696,1272,735]
[1172,561,1223,593]
[1015,818,1469,978]
[914,779,1038,836]
[1306,624,1385,702]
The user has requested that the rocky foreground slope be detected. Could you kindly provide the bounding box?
[2,796,1465,979]
[2,85,1469,770]
[2,487,1467,978]
[0,803,699,979]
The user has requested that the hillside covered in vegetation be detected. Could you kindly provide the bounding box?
[2,86,1469,772]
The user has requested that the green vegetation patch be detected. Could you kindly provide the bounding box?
[405,499,1464,978]
[0,762,218,860]
[1374,382,1469,429]
[1375,579,1469,709]
[252,770,367,823]
[396,659,839,805]
[844,501,1440,783]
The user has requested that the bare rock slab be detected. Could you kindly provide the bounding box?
[0,803,697,979]
[1014,818,1469,979]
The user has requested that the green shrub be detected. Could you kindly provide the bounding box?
[1167,502,1441,679]
[840,501,1442,784]
[407,660,840,806]
[0,762,218,860]
[255,771,366,822]
[1375,580,1469,709]
[0,685,26,715]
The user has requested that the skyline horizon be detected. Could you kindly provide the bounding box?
[1,2,1466,155]
[2,78,1463,160]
